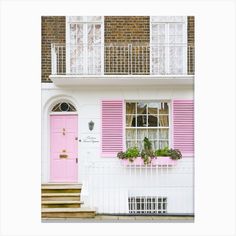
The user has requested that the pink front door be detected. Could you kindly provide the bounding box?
[50,115,78,182]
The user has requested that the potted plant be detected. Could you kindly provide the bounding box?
[117,138,182,166]
[117,147,142,165]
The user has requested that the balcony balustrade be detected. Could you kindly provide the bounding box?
[51,43,194,76]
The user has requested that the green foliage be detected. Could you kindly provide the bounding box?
[141,149,154,164]
[154,147,182,160]
[169,149,182,160]
[154,146,170,157]
[117,147,139,162]
[117,138,182,163]
[143,137,152,151]
[117,151,126,160]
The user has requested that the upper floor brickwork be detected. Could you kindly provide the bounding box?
[42,16,195,82]
[42,16,65,82]
[187,16,195,74]
[104,16,149,44]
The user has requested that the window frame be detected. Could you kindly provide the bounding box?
[150,16,188,75]
[124,100,171,151]
[66,16,104,75]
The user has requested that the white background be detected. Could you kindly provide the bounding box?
[0,0,235,235]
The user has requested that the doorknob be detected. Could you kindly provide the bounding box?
[76,158,78,164]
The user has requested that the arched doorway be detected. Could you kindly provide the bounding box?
[50,101,78,182]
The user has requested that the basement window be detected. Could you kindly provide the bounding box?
[128,196,167,214]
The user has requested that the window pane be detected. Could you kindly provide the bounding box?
[137,102,147,114]
[126,129,136,140]
[95,24,101,43]
[87,24,94,45]
[126,141,136,149]
[159,115,169,126]
[152,140,159,150]
[126,115,136,127]
[148,103,158,114]
[148,129,158,140]
[159,102,169,114]
[159,141,169,149]
[126,103,136,114]
[87,16,102,22]
[159,129,169,139]
[137,115,147,127]
[69,16,83,22]
[148,115,158,127]
[137,129,148,140]
[137,141,143,151]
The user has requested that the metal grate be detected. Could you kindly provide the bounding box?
[51,43,194,75]
[128,196,167,214]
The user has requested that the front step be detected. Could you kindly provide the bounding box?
[42,193,81,201]
[42,200,83,208]
[41,183,96,219]
[42,184,82,193]
[42,208,96,218]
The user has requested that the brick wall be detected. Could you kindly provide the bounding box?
[187,16,195,75]
[41,16,194,78]
[104,16,150,75]
[41,16,65,82]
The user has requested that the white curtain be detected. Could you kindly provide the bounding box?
[151,16,187,75]
[69,16,102,75]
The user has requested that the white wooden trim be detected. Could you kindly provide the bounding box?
[183,16,188,74]
[101,16,104,75]
[150,16,188,75]
[66,16,70,74]
[124,101,171,150]
[49,112,78,115]
[149,16,152,75]
[66,16,104,75]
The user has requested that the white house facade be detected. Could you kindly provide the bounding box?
[41,16,194,217]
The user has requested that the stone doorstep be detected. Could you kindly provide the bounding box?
[42,200,83,204]
[41,184,82,190]
[42,193,81,197]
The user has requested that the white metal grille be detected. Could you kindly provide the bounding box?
[128,196,167,214]
[51,43,194,75]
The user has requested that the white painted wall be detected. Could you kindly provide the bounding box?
[41,83,194,214]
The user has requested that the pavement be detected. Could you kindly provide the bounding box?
[42,214,194,223]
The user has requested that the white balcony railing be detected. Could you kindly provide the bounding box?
[51,43,194,76]
[80,159,194,215]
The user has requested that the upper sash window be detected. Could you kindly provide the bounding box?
[67,16,103,75]
[151,16,187,75]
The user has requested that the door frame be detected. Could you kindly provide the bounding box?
[49,113,79,183]
[42,96,79,183]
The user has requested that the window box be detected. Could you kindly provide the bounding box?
[121,156,177,166]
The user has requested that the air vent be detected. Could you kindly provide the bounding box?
[128,196,167,214]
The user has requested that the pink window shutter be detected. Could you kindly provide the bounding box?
[172,100,194,157]
[101,100,124,157]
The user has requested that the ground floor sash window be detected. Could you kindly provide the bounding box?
[126,101,169,150]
